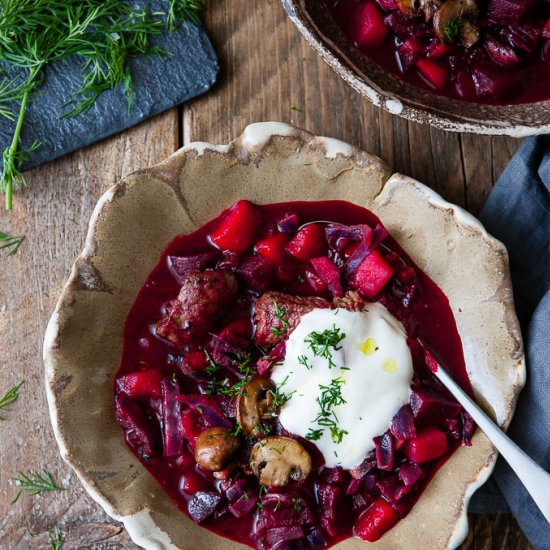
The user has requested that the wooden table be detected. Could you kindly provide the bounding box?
[0,1,531,548]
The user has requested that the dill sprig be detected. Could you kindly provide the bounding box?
[0,230,25,255]
[269,301,290,338]
[9,469,65,503]
[0,381,24,419]
[306,377,348,444]
[48,526,63,550]
[267,374,295,408]
[304,324,345,369]
[204,350,257,397]
[0,0,205,210]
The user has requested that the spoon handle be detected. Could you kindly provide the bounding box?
[435,366,550,523]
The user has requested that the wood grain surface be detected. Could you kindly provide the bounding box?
[0,1,531,549]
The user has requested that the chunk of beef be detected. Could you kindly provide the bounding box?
[332,290,366,311]
[156,270,238,346]
[253,291,331,346]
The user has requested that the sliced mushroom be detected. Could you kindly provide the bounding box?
[250,437,312,486]
[397,0,441,21]
[194,427,240,472]
[433,0,479,44]
[459,20,480,48]
[237,377,279,438]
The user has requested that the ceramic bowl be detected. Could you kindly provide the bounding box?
[44,122,525,549]
[281,0,550,136]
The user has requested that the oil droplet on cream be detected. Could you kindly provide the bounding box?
[382,358,398,373]
[359,337,378,356]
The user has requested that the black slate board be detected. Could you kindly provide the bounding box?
[0,18,219,172]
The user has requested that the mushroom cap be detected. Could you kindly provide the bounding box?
[236,377,278,438]
[434,0,479,42]
[250,436,312,486]
[194,427,240,472]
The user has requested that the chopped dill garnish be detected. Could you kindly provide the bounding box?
[297,354,311,370]
[267,374,295,408]
[304,324,345,369]
[443,17,464,43]
[270,301,290,337]
[305,377,348,444]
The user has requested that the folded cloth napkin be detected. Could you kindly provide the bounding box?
[468,136,550,550]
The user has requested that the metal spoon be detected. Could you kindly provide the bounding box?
[432,361,550,523]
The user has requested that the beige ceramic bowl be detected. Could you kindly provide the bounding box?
[282,0,550,136]
[44,122,525,550]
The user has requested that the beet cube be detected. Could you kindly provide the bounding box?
[303,268,328,296]
[237,255,273,293]
[115,393,158,459]
[310,257,343,298]
[487,0,538,26]
[410,386,461,427]
[398,463,423,487]
[187,491,221,523]
[484,37,521,66]
[373,431,394,471]
[256,233,289,266]
[351,250,394,298]
[209,200,260,253]
[118,369,163,399]
[405,427,448,464]
[319,466,350,486]
[472,67,523,101]
[397,37,424,71]
[181,350,208,375]
[376,475,402,503]
[287,224,327,261]
[356,2,388,47]
[390,405,417,441]
[167,253,217,284]
[352,491,373,512]
[229,492,257,518]
[354,498,399,542]
[224,478,249,502]
[317,483,348,519]
[417,58,449,91]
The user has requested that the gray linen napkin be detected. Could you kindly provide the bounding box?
[468,136,550,550]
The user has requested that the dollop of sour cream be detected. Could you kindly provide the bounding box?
[270,303,413,469]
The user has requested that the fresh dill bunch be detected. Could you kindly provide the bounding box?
[9,468,65,503]
[0,380,24,419]
[0,230,25,255]
[0,0,205,210]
